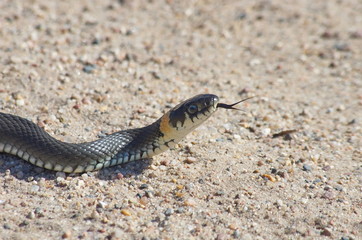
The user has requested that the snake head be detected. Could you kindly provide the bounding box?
[168,94,219,130]
[159,94,252,141]
[158,94,219,141]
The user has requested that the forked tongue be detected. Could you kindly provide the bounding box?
[217,96,254,110]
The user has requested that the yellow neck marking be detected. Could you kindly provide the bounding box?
[159,112,173,137]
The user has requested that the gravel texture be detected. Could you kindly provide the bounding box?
[0,0,361,239]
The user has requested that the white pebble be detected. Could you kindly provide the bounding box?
[49,114,57,121]
[249,58,261,66]
[98,180,107,187]
[15,99,25,106]
[10,56,22,63]
[81,173,89,180]
[233,134,241,140]
[31,185,40,192]
[261,128,271,136]
[97,201,108,209]
[76,179,85,187]
[276,199,283,207]
[310,154,320,162]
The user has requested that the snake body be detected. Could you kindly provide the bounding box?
[0,94,224,173]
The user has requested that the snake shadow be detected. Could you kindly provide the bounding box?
[0,154,152,181]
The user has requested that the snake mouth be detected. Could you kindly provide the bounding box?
[217,96,254,110]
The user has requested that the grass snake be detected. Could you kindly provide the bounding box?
[0,94,248,173]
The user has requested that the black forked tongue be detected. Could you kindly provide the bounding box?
[217,97,254,110]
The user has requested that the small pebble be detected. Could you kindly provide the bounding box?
[333,42,350,52]
[83,64,96,73]
[116,173,124,179]
[30,185,40,192]
[121,209,132,216]
[164,208,174,216]
[34,208,42,214]
[15,99,25,106]
[139,184,149,189]
[3,223,11,229]
[26,211,36,219]
[159,165,167,171]
[110,229,123,239]
[249,58,261,66]
[276,171,288,178]
[19,220,29,227]
[97,201,108,209]
[320,228,332,236]
[232,229,241,238]
[76,179,85,187]
[350,30,362,39]
[10,56,22,63]
[262,174,276,182]
[276,199,284,207]
[321,31,339,39]
[176,207,185,213]
[81,173,89,180]
[303,164,312,172]
[139,196,148,206]
[90,210,99,219]
[310,154,320,162]
[215,190,225,196]
[184,183,193,190]
[184,157,197,164]
[233,134,241,140]
[240,233,253,240]
[62,230,72,239]
[261,128,271,136]
[322,191,335,200]
[229,224,237,230]
[56,177,67,187]
[98,180,107,187]
[91,38,101,45]
[216,233,227,240]
[312,178,322,184]
[322,165,331,171]
[145,190,154,198]
[184,198,197,207]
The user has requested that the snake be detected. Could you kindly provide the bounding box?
[0,94,249,173]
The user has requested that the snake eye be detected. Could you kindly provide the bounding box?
[187,104,198,114]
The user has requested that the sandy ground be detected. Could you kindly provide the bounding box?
[0,0,361,239]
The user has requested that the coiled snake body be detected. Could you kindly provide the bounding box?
[0,94,245,173]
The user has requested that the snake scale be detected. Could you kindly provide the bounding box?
[0,94,247,173]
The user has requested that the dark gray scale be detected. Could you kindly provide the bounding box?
[111,120,164,165]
